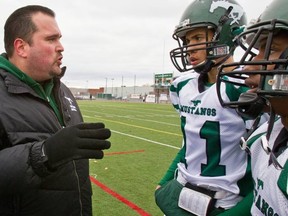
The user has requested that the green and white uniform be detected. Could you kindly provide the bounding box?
[247,119,288,215]
[168,72,253,209]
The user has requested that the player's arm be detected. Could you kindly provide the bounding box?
[157,146,185,187]
[213,191,253,216]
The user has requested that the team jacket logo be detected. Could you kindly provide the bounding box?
[209,0,244,25]
[65,96,77,112]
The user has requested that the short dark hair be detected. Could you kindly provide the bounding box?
[4,5,55,57]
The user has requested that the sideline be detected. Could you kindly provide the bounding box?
[90,176,151,216]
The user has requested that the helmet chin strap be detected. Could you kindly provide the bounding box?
[236,93,266,119]
[194,59,215,74]
[264,105,275,144]
[260,107,284,169]
[197,50,234,92]
[239,102,284,170]
[197,60,214,92]
[194,48,234,74]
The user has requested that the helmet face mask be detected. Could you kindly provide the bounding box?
[216,16,288,118]
[170,24,225,72]
[170,0,247,73]
[217,19,288,102]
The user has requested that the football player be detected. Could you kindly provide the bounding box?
[154,0,266,215]
[216,0,288,215]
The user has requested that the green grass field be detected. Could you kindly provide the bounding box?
[78,100,182,216]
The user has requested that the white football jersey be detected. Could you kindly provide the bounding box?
[170,72,253,208]
[248,119,288,215]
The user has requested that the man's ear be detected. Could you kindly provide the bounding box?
[13,38,28,58]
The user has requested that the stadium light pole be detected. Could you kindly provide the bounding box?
[111,78,114,96]
[134,75,136,94]
[105,77,107,94]
[121,76,124,99]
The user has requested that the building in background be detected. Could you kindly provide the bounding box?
[68,72,174,103]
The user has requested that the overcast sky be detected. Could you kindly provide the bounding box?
[0,0,273,88]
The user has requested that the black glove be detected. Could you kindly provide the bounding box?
[43,122,111,169]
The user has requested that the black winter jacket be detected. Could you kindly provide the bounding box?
[0,68,92,216]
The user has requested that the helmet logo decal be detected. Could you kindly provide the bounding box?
[178,19,190,28]
[209,0,244,25]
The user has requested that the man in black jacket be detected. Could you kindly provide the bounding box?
[0,5,111,216]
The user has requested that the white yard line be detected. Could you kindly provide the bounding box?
[112,130,180,150]
[82,114,181,149]
[81,110,179,127]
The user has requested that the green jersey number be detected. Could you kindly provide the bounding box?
[200,121,226,176]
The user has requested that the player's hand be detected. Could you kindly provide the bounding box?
[43,123,111,169]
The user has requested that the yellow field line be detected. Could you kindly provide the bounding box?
[84,115,182,137]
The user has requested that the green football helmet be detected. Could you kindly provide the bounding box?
[170,0,247,73]
[217,0,288,118]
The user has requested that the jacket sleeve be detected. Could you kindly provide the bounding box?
[0,124,46,195]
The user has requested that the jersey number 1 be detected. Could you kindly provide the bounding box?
[200,121,226,177]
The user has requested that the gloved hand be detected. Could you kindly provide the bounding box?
[43,122,111,169]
